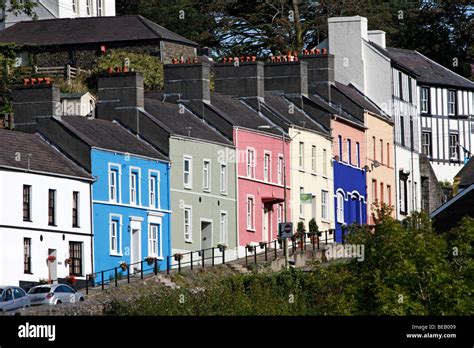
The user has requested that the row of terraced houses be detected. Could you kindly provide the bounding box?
[0,15,473,287]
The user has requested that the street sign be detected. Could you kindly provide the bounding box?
[279,222,293,239]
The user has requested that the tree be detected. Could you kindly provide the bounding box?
[0,0,37,19]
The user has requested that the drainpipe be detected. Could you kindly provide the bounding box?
[235,127,240,259]
[89,181,94,279]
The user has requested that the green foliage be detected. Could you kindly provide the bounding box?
[95,49,164,91]
[0,0,37,19]
[105,208,474,316]
[297,221,306,234]
[308,218,319,234]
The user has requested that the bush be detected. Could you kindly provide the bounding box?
[95,49,163,91]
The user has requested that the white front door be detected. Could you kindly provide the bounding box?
[262,208,269,242]
[130,220,141,273]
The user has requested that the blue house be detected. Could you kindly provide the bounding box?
[333,160,367,242]
[36,116,171,282]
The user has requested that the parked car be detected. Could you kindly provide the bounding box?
[27,284,85,306]
[0,286,31,312]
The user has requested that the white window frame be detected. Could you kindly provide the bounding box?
[321,190,329,221]
[356,142,361,168]
[183,155,193,189]
[277,155,283,184]
[220,163,227,194]
[246,195,255,231]
[449,133,459,160]
[219,211,228,245]
[336,191,344,223]
[129,167,141,206]
[148,223,161,258]
[86,0,91,15]
[109,214,122,256]
[448,90,456,116]
[184,205,192,242]
[97,0,103,16]
[148,170,160,209]
[277,203,283,224]
[420,87,429,113]
[202,159,211,192]
[263,151,271,182]
[299,142,304,169]
[246,148,255,178]
[72,0,78,14]
[422,131,432,157]
[311,145,316,173]
[108,163,121,203]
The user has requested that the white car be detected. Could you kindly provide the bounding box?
[0,286,31,312]
[27,284,85,306]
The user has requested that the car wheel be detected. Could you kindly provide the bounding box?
[23,304,30,309]
[56,300,62,305]
[79,297,85,302]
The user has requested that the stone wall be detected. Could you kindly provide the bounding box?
[420,154,445,213]
[31,40,196,70]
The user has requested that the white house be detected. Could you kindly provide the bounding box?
[328,15,422,219]
[0,0,116,30]
[0,129,93,288]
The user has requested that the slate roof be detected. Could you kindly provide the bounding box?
[455,157,474,188]
[0,129,91,179]
[0,15,199,47]
[369,42,474,90]
[334,82,390,121]
[59,116,168,161]
[250,92,330,137]
[143,98,233,146]
[306,93,366,128]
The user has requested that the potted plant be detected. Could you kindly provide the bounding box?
[87,273,95,283]
[173,253,184,262]
[38,278,49,285]
[119,261,127,271]
[65,275,76,285]
[246,244,254,253]
[145,256,156,266]
[217,244,227,252]
[65,257,73,266]
[259,241,266,249]
[47,255,56,262]
[308,218,319,243]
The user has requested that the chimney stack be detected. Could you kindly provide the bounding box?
[97,71,144,121]
[163,61,211,102]
[368,30,386,49]
[299,53,335,100]
[214,61,265,99]
[12,79,61,130]
[264,60,308,96]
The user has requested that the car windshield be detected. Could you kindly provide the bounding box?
[28,287,51,294]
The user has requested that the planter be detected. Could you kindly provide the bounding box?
[65,258,73,265]
[47,255,56,262]
[65,275,76,285]
[174,254,184,262]
[246,245,254,253]
[145,257,156,266]
[119,262,127,272]
[259,242,266,249]
[217,244,227,252]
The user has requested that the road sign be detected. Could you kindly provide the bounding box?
[279,222,293,239]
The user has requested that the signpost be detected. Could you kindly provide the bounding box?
[279,222,293,239]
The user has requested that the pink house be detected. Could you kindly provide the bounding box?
[234,127,291,246]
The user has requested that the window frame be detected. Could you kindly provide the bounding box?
[68,241,83,277]
[202,159,211,192]
[246,195,255,231]
[449,133,459,160]
[184,205,192,243]
[299,142,305,169]
[448,90,456,116]
[23,185,32,222]
[321,190,329,221]
[109,215,122,256]
[311,145,317,173]
[148,223,161,258]
[148,170,160,209]
[48,189,56,226]
[220,163,227,194]
[183,155,193,189]
[263,151,271,182]
[277,155,283,184]
[246,148,256,178]
[422,131,433,157]
[420,87,429,114]
[129,167,141,206]
[219,211,228,245]
[24,238,31,274]
[108,164,121,203]
[72,191,80,228]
